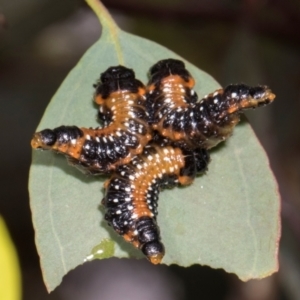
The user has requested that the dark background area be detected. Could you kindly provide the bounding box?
[1,0,300,299]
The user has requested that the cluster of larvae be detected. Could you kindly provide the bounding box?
[31,59,275,263]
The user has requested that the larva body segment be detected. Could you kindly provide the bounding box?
[102,141,210,263]
[31,66,152,174]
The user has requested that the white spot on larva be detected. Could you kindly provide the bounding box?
[121,171,125,176]
[200,106,204,111]
[95,137,100,142]
[125,187,131,192]
[133,230,138,236]
[116,131,122,137]
[163,148,169,154]
[147,155,153,161]
[191,89,195,95]
[85,144,90,150]
[125,197,131,202]
[231,92,237,98]
[213,98,219,104]
[113,199,118,203]
[86,135,91,140]
[71,139,76,145]
[213,91,219,97]
[114,185,119,190]
[127,205,133,210]
[116,210,121,215]
[129,175,135,180]
[137,164,142,169]
[103,137,107,143]
[169,167,174,172]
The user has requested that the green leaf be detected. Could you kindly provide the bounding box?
[29,0,280,292]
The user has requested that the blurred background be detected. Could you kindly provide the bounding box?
[0,0,299,299]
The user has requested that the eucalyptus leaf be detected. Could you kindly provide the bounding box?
[29,0,280,292]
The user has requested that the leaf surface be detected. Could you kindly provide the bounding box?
[29,0,280,292]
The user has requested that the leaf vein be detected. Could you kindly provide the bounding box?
[234,148,258,274]
[48,158,67,273]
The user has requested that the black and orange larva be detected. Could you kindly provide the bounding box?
[146,59,276,149]
[31,66,152,175]
[102,139,209,264]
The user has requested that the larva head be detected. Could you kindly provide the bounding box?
[223,84,275,114]
[31,129,56,149]
[31,126,83,150]
[136,217,165,264]
[142,241,165,264]
[206,84,275,126]
[148,58,193,86]
[100,66,135,83]
[94,66,145,101]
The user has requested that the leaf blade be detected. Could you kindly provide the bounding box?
[29,0,280,291]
